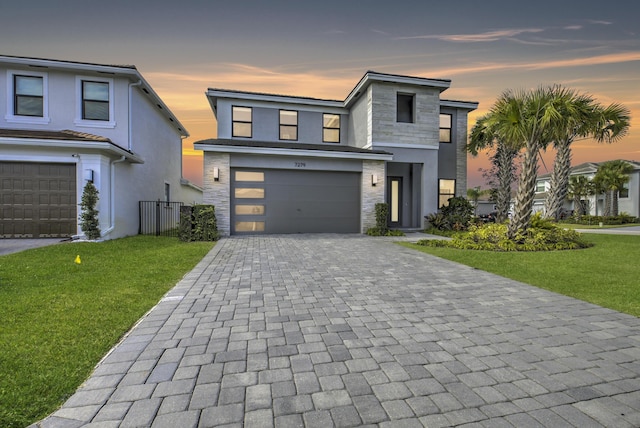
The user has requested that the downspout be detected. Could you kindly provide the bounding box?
[101,156,127,237]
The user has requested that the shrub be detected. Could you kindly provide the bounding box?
[79,182,101,240]
[563,213,639,225]
[375,203,389,235]
[417,222,592,251]
[179,205,219,241]
[425,197,474,232]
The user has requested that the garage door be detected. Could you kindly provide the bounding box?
[0,162,77,238]
[231,169,360,234]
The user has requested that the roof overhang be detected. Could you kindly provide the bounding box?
[194,139,393,162]
[440,99,479,111]
[0,137,144,163]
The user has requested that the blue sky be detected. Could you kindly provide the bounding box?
[2,0,639,187]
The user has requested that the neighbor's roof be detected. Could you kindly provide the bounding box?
[0,128,143,163]
[538,160,640,179]
[0,55,188,137]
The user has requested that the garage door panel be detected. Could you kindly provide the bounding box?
[0,162,76,238]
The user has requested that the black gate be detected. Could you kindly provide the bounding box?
[139,200,184,237]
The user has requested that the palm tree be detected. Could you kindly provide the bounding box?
[468,110,519,224]
[567,175,592,216]
[482,87,564,239]
[594,160,634,216]
[544,95,630,220]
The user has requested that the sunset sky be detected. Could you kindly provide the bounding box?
[2,0,639,188]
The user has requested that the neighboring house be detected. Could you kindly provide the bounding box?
[195,71,478,235]
[533,160,640,217]
[0,55,201,239]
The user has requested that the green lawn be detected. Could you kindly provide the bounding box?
[401,234,640,317]
[0,236,214,428]
[561,222,640,229]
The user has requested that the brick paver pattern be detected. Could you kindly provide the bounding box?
[35,235,640,427]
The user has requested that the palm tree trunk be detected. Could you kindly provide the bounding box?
[544,139,572,220]
[604,190,612,217]
[508,140,538,240]
[495,144,517,223]
[612,190,619,216]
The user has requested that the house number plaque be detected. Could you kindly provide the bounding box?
[294,162,306,168]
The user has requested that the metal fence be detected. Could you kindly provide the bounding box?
[139,200,184,237]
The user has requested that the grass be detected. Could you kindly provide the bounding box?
[401,233,640,317]
[0,235,214,428]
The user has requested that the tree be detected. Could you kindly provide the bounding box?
[468,116,519,223]
[594,160,633,216]
[567,175,592,216]
[543,92,630,220]
[480,87,564,239]
[466,186,489,216]
[80,181,101,240]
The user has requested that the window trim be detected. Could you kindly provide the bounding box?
[5,69,50,124]
[322,113,340,143]
[279,109,298,141]
[75,76,116,128]
[396,93,415,123]
[439,113,452,143]
[232,105,253,138]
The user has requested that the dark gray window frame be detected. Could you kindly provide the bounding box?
[232,106,253,138]
[279,109,298,141]
[439,113,452,143]
[396,93,415,123]
[82,80,110,121]
[322,113,340,143]
[14,74,44,117]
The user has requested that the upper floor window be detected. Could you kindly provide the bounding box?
[536,182,546,193]
[75,76,115,127]
[397,93,414,123]
[82,81,110,121]
[6,70,49,123]
[232,106,252,138]
[323,113,340,143]
[440,113,452,143]
[279,110,298,140]
[620,182,629,198]
[15,75,44,117]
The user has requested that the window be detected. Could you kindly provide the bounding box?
[397,93,414,123]
[439,179,456,207]
[620,183,629,198]
[280,110,297,140]
[235,221,265,232]
[235,188,264,199]
[164,183,171,202]
[75,76,114,127]
[14,75,44,117]
[439,113,452,143]
[235,205,265,215]
[82,81,110,121]
[232,106,252,138]
[323,113,340,143]
[235,171,264,182]
[536,182,546,193]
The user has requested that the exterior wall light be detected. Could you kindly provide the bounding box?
[372,174,378,186]
[213,167,220,181]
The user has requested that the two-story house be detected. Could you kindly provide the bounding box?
[534,160,640,217]
[0,55,201,239]
[195,71,478,235]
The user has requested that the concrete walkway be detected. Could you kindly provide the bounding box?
[35,235,640,427]
[0,238,65,255]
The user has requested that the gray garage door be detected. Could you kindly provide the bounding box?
[0,162,77,238]
[231,169,360,234]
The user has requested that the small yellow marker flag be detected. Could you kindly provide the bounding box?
[75,255,81,265]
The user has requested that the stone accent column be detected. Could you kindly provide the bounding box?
[203,152,230,236]
[361,160,386,233]
[456,112,468,198]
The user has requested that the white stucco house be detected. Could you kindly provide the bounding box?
[195,71,478,235]
[0,55,201,239]
[533,160,640,217]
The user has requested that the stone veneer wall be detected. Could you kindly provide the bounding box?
[203,152,231,236]
[361,160,386,232]
[455,112,469,198]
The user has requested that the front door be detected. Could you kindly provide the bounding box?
[388,177,402,228]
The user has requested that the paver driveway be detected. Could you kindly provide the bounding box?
[36,235,640,427]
